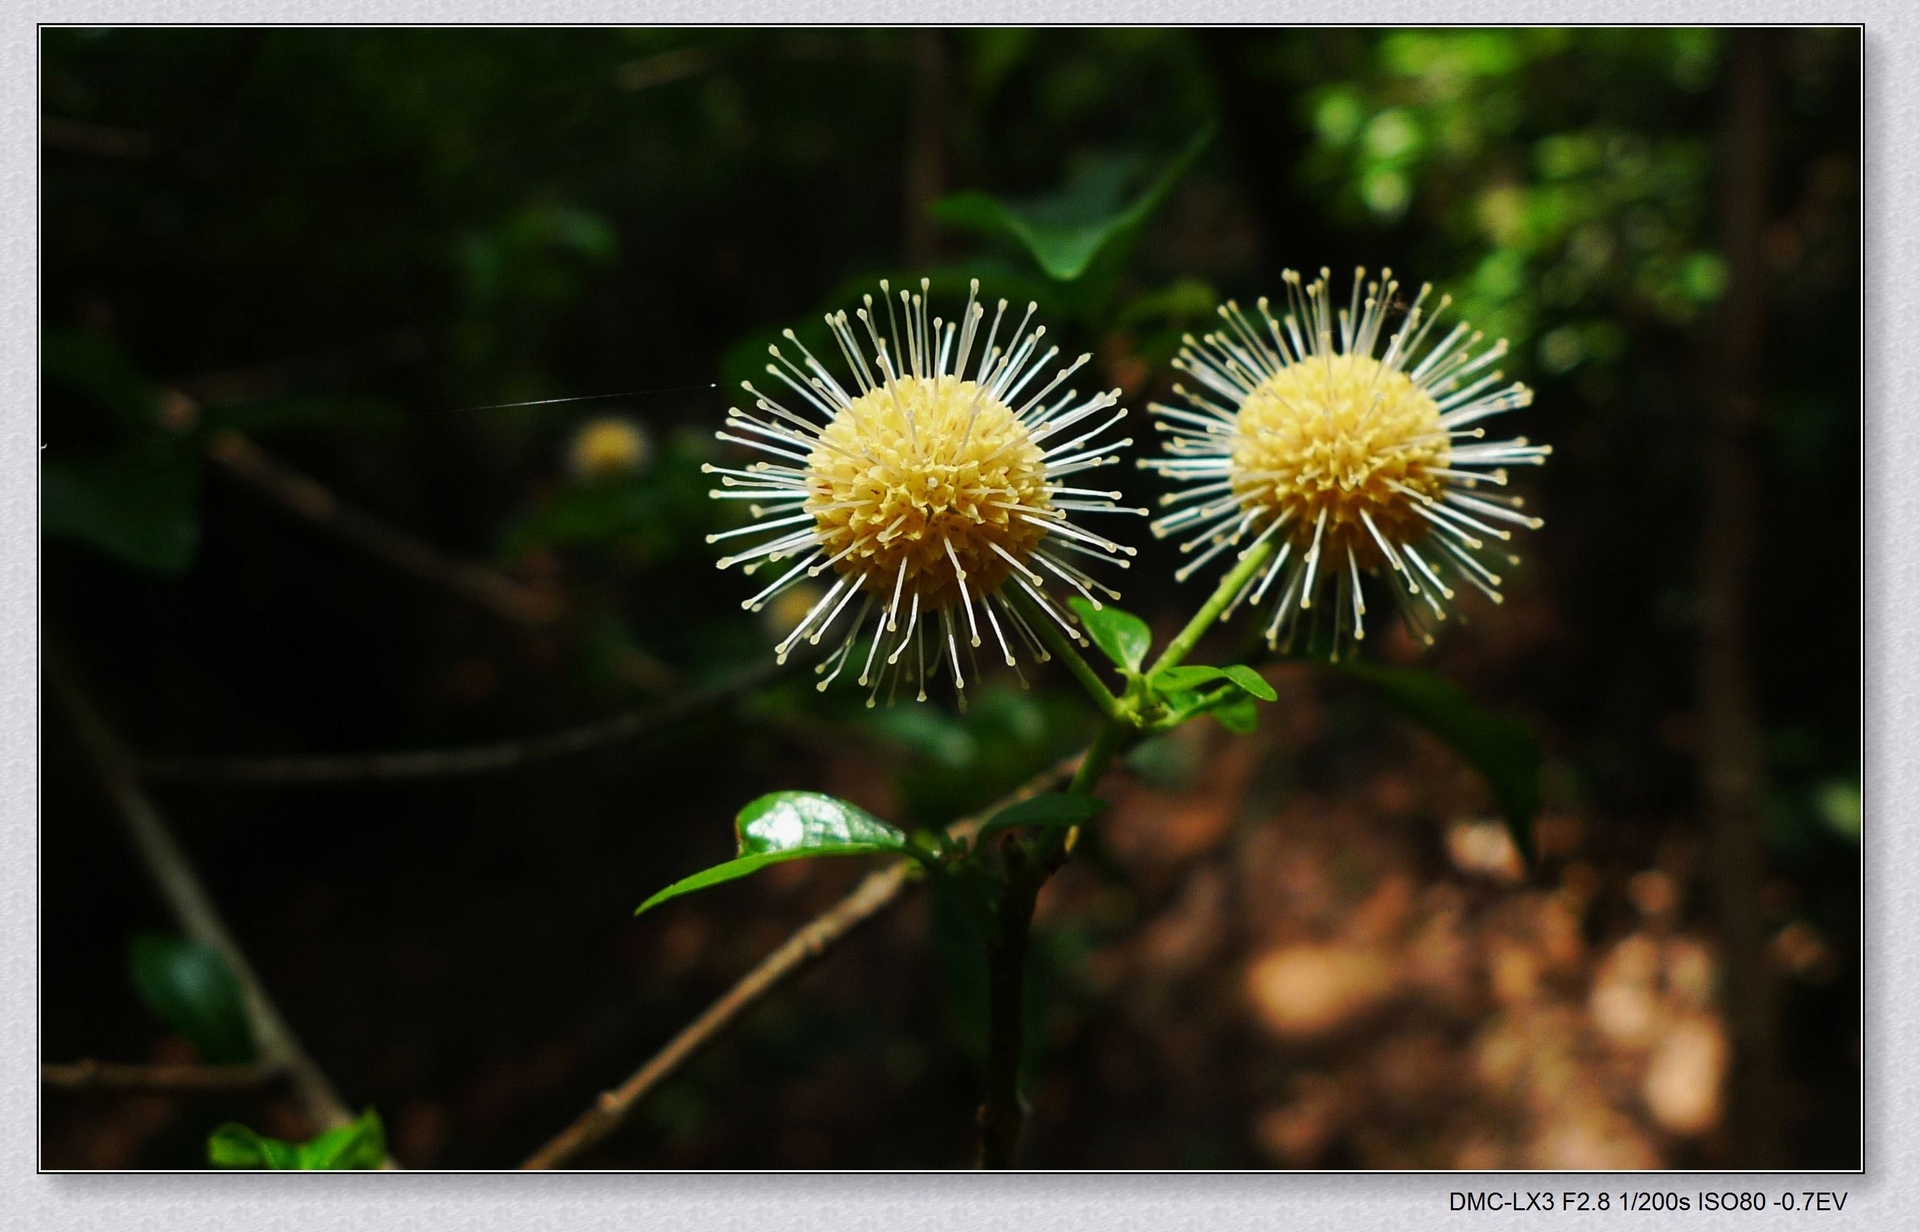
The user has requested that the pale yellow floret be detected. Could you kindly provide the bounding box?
[1230,353,1449,566]
[568,416,650,478]
[806,374,1052,612]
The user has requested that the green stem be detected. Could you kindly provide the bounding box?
[1146,537,1277,677]
[977,540,1274,1167]
[1021,596,1125,720]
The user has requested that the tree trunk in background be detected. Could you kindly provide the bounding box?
[1700,27,1785,1168]
[903,30,948,269]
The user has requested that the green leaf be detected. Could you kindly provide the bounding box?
[975,792,1107,842]
[1338,662,1541,863]
[128,933,255,1064]
[1815,779,1861,843]
[1220,665,1279,701]
[43,447,201,574]
[207,1123,299,1169]
[296,1110,388,1170]
[1212,694,1259,733]
[1154,663,1278,703]
[208,1110,385,1170]
[931,126,1212,284]
[636,791,912,915]
[1068,597,1151,673]
[735,789,908,854]
[1155,665,1227,692]
[43,328,160,428]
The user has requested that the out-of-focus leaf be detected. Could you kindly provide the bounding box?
[975,792,1107,842]
[43,447,201,574]
[297,1110,388,1170]
[636,791,914,915]
[1068,597,1150,673]
[1815,779,1861,843]
[877,683,1089,826]
[931,126,1212,284]
[462,204,617,307]
[1117,278,1220,327]
[500,438,708,561]
[865,705,978,769]
[1211,693,1259,733]
[208,1109,384,1170]
[1338,661,1541,862]
[207,1123,300,1169]
[128,932,255,1064]
[43,328,159,428]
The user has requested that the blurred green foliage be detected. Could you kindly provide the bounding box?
[127,932,255,1064]
[208,1109,386,1169]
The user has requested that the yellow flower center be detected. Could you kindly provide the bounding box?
[806,375,1052,610]
[1230,353,1450,564]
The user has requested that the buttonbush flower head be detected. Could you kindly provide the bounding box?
[567,414,650,480]
[1141,267,1549,656]
[707,279,1141,704]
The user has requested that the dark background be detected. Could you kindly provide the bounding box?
[41,27,1859,1169]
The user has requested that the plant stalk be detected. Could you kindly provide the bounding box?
[976,544,1272,1166]
[1147,537,1276,677]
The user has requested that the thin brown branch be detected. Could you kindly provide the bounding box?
[519,751,1082,1170]
[46,653,388,1162]
[135,661,779,786]
[205,430,563,625]
[42,1059,284,1095]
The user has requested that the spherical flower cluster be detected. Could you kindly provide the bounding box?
[710,269,1548,698]
[1140,267,1549,656]
[707,279,1140,704]
[568,415,651,480]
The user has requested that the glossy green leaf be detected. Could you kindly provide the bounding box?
[208,1109,385,1170]
[975,792,1107,842]
[43,447,201,574]
[1338,661,1541,862]
[129,933,255,1064]
[735,790,907,854]
[1068,597,1151,673]
[931,126,1212,283]
[1154,663,1278,703]
[636,791,912,915]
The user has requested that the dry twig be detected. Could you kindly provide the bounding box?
[206,431,562,625]
[42,1059,284,1095]
[47,654,384,1160]
[520,751,1082,1169]
[136,661,779,785]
